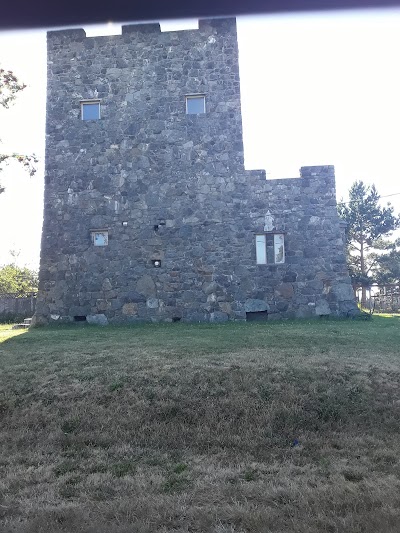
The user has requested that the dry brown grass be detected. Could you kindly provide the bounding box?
[1,319,400,532]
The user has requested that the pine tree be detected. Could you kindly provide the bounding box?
[372,238,400,285]
[338,181,399,306]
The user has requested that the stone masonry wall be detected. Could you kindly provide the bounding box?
[35,18,357,324]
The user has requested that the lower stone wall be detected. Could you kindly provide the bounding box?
[35,166,358,325]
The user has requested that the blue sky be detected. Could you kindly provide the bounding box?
[1,9,400,268]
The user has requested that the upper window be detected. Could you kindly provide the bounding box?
[186,95,206,114]
[256,234,285,265]
[81,101,100,120]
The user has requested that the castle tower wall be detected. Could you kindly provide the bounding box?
[36,18,357,324]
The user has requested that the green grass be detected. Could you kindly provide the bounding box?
[1,318,400,532]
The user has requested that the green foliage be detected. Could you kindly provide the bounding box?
[108,381,124,392]
[338,181,399,289]
[0,153,38,182]
[173,463,188,474]
[243,468,257,481]
[0,264,38,296]
[162,474,190,493]
[0,67,37,194]
[0,68,26,108]
[372,238,400,285]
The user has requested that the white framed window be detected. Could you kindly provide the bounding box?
[256,234,285,265]
[81,100,101,120]
[91,230,108,246]
[186,94,206,114]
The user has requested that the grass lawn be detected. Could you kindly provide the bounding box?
[1,318,400,532]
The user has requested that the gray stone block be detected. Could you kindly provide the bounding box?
[244,299,269,312]
[333,283,355,301]
[146,298,159,309]
[86,314,108,326]
[124,291,147,303]
[315,300,331,316]
[210,311,229,322]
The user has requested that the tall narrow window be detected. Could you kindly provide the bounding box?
[256,235,267,265]
[186,95,206,114]
[81,101,100,120]
[256,234,285,265]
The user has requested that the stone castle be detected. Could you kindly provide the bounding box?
[34,17,357,324]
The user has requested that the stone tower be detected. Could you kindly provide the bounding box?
[35,17,357,324]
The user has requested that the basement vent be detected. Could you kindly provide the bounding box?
[172,317,181,322]
[74,315,87,322]
[246,311,268,322]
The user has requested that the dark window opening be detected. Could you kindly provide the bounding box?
[74,315,87,322]
[246,311,268,322]
[172,317,181,322]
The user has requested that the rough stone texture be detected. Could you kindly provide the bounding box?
[122,302,137,316]
[35,18,358,324]
[210,311,229,323]
[244,299,269,313]
[315,300,331,316]
[86,314,108,326]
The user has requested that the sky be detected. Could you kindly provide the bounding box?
[1,9,400,268]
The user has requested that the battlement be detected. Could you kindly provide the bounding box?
[47,17,237,43]
[300,165,335,179]
[121,23,161,34]
[47,27,86,43]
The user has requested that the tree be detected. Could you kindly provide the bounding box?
[372,238,400,285]
[0,264,38,296]
[0,67,37,194]
[338,181,399,306]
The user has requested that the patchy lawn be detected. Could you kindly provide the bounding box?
[1,318,400,532]
[0,324,26,342]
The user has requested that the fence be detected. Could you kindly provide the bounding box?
[0,293,37,322]
[357,285,400,314]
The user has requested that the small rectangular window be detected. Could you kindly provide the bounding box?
[81,101,100,120]
[186,95,205,114]
[256,234,285,265]
[91,230,108,246]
